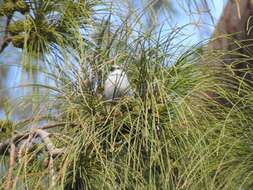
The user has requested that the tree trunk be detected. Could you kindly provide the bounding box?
[208,0,253,80]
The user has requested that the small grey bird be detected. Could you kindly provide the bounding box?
[104,65,133,100]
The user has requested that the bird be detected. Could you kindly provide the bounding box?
[104,65,133,100]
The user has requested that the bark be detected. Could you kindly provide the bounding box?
[208,0,253,80]
[5,142,16,190]
[0,122,74,155]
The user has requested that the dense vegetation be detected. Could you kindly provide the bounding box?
[1,0,253,189]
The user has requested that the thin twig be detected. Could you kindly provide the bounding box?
[17,115,59,126]
[235,0,241,19]
[41,122,75,130]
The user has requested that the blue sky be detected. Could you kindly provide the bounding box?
[154,0,228,46]
[173,0,227,44]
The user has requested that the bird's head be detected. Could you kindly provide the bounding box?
[110,65,122,72]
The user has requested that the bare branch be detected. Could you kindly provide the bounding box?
[41,122,75,130]
[35,129,64,157]
[0,132,30,155]
[49,155,56,188]
[5,142,16,190]
[17,115,59,126]
[0,14,13,54]
[0,122,74,155]
[18,133,35,161]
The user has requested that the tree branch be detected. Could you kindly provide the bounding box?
[0,14,13,54]
[35,129,64,157]
[0,122,75,155]
[17,132,35,161]
[5,141,16,190]
[0,132,30,155]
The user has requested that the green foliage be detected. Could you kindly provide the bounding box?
[0,119,13,140]
[0,0,29,16]
[1,0,253,190]
[1,0,99,56]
